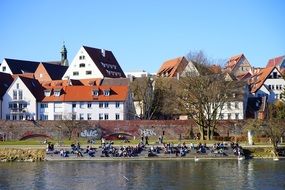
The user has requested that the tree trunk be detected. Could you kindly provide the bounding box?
[210,126,214,140]
[199,126,205,140]
[206,127,210,140]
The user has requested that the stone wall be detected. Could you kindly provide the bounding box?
[0,120,244,141]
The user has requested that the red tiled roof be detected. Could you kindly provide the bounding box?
[225,54,244,70]
[249,66,276,93]
[41,85,128,102]
[266,55,285,68]
[157,56,188,77]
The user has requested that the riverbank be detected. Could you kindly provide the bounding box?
[0,148,45,162]
[1,144,284,162]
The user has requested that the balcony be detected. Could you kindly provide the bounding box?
[10,108,27,114]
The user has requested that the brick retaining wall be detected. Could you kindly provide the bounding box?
[0,120,244,140]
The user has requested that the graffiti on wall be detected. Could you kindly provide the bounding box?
[139,128,157,137]
[80,128,101,139]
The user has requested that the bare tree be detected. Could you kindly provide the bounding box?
[178,51,241,140]
[245,103,285,157]
[130,76,156,119]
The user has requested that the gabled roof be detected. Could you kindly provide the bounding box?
[41,62,68,80]
[225,54,244,70]
[157,56,188,77]
[0,72,14,99]
[250,66,277,93]
[266,55,285,68]
[19,76,44,100]
[4,58,40,74]
[83,46,126,78]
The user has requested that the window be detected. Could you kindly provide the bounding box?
[86,71,92,75]
[40,103,48,108]
[104,113,109,120]
[54,89,61,96]
[72,114,76,120]
[268,85,271,90]
[273,72,277,78]
[80,102,84,108]
[93,90,99,96]
[235,102,239,109]
[54,115,62,120]
[99,113,103,120]
[79,55,85,60]
[80,114,84,120]
[6,115,10,120]
[39,73,43,78]
[115,113,120,120]
[12,115,17,120]
[13,90,17,100]
[40,114,48,120]
[272,85,275,90]
[235,113,239,120]
[18,90,23,100]
[2,66,6,72]
[104,102,109,108]
[228,113,231,120]
[99,102,103,108]
[54,102,62,108]
[16,83,19,89]
[19,115,24,120]
[44,90,51,97]
[87,113,92,120]
[79,63,85,68]
[72,103,76,108]
[87,103,92,108]
[8,103,12,108]
[73,71,79,76]
[104,90,110,96]
[115,102,120,108]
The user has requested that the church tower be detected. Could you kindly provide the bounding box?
[61,43,69,66]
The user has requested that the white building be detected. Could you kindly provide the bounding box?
[250,66,285,103]
[2,76,41,120]
[62,46,126,80]
[37,82,134,120]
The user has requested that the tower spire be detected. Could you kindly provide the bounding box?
[61,42,69,66]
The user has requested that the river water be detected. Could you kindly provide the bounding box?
[0,159,284,190]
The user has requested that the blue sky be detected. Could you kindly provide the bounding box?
[0,0,284,73]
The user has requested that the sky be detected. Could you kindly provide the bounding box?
[0,0,284,73]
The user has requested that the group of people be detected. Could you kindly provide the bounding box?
[101,141,145,157]
[45,137,245,159]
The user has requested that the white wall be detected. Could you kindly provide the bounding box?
[38,101,125,120]
[2,77,37,120]
[62,46,104,80]
[0,59,13,74]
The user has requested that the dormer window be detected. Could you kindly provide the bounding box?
[104,89,110,96]
[54,89,61,97]
[92,89,99,96]
[44,90,51,97]
[79,63,85,68]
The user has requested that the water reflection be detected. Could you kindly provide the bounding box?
[0,160,285,190]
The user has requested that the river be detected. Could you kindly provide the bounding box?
[0,159,284,190]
